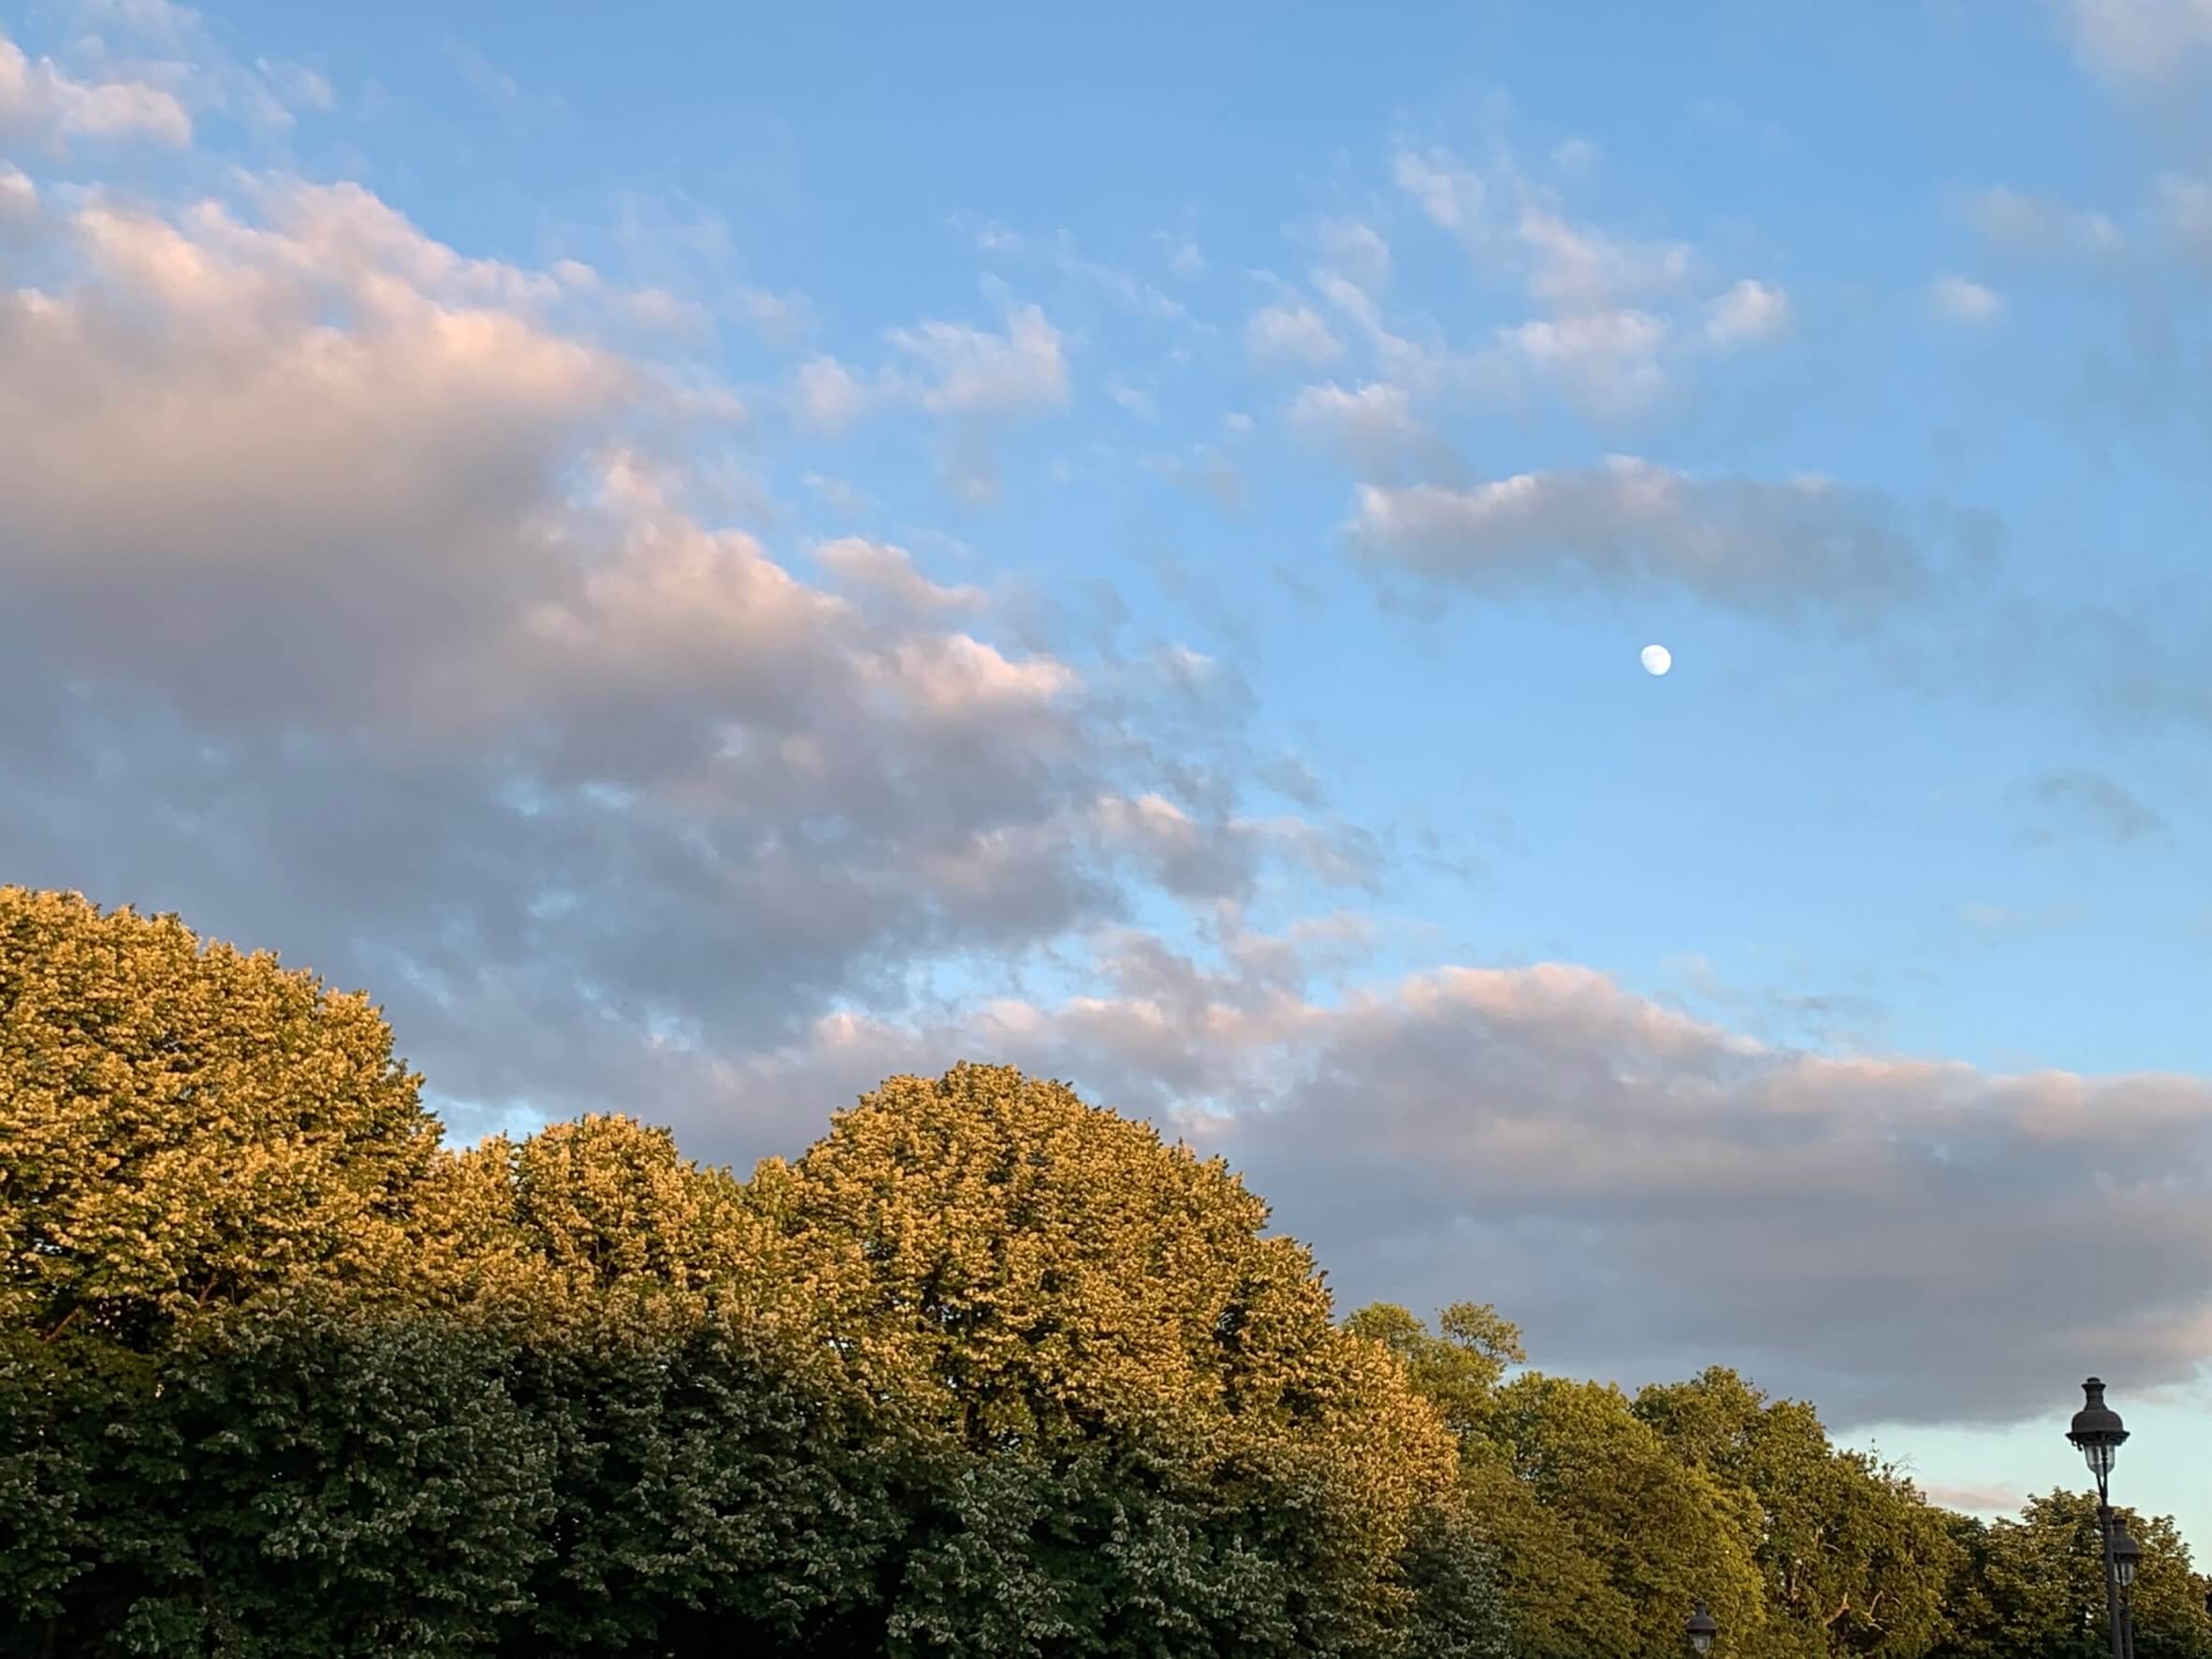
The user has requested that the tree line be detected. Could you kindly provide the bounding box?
[2,886,2206,1656]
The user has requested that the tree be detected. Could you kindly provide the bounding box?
[0,888,441,1346]
[763,1063,1492,1656]
[1345,1301,1523,1446]
[1348,1302,1766,1658]
[1934,1489,2212,1659]
[1635,1367,1957,1656]
[5,1299,552,1659]
[1477,1373,1769,1656]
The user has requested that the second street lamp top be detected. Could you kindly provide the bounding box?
[1685,1601,1718,1654]
[2111,1521,2143,1589]
[2068,1376,2129,1478]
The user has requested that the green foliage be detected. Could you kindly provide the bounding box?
[0,889,2201,1659]
[1344,1301,1522,1445]
[2,1303,549,1659]
[1480,1372,1769,1656]
[1635,1367,1958,1657]
[1932,1490,2212,1659]
[769,1062,1486,1657]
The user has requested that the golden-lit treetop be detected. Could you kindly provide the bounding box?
[0,887,441,1342]
[759,1062,1463,1594]
[763,1062,1332,1433]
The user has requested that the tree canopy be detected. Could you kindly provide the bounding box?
[0,887,2203,1658]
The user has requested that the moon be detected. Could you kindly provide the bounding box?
[1640,643,1673,677]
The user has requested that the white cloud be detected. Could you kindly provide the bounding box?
[1500,309,1669,413]
[802,472,872,517]
[1387,139,1708,409]
[1054,232,1185,321]
[1392,147,1482,232]
[615,284,708,335]
[0,163,36,230]
[1106,376,1157,422]
[0,27,192,146]
[734,284,814,345]
[1288,380,1425,468]
[1157,231,1206,279]
[812,537,984,616]
[1244,300,1345,367]
[2153,171,2212,257]
[1316,218,1392,289]
[885,302,1070,416]
[255,56,334,113]
[1930,273,2005,323]
[2059,0,2212,80]
[792,355,874,434]
[1550,136,1601,178]
[0,162,1358,1152]
[1964,186,2121,254]
[1704,277,1792,345]
[968,218,1024,255]
[1515,205,1692,311]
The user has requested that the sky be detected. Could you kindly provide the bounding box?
[5,0,2212,1546]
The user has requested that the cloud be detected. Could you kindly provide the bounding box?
[1550,136,1601,179]
[2012,767,2165,843]
[1500,309,1669,413]
[1156,232,1205,279]
[1244,300,1345,367]
[885,302,1070,416]
[1704,278,1792,345]
[1930,273,2005,323]
[2059,0,2212,81]
[1209,962,2212,1425]
[1514,205,1692,312]
[811,537,985,618]
[1962,186,2121,255]
[1052,232,1186,321]
[662,930,2212,1430]
[0,163,36,231]
[1106,376,1157,422]
[1919,1481,2030,1515]
[2153,172,2212,258]
[0,26,192,146]
[0,166,1338,1146]
[1288,380,1430,471]
[801,472,871,517]
[792,355,874,434]
[733,284,814,346]
[1350,458,1964,626]
[1316,218,1392,289]
[1393,147,1482,233]
[1387,139,1774,411]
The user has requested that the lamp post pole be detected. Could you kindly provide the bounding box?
[2067,1376,2131,1659]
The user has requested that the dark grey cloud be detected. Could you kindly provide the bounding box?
[1215,967,2212,1429]
[700,937,2212,1432]
[1351,458,1999,629]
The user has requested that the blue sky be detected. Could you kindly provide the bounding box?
[6,0,2212,1546]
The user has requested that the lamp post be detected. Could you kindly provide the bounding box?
[2067,1376,2131,1659]
[2111,1521,2142,1659]
[1685,1600,1717,1654]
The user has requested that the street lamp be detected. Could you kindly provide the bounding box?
[1685,1601,1717,1654]
[2111,1521,2141,1590]
[2067,1377,2132,1659]
[2111,1522,2142,1659]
